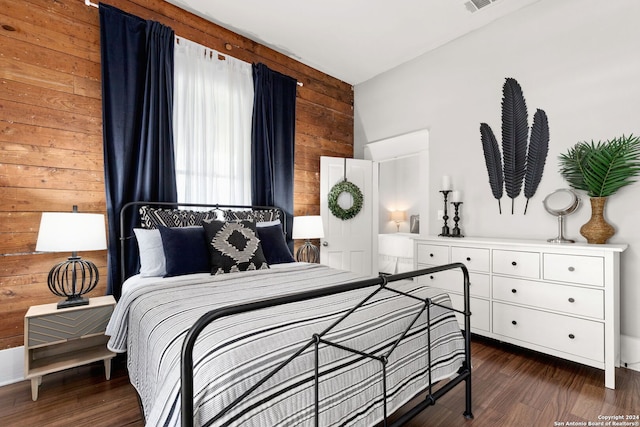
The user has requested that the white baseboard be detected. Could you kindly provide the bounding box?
[0,346,24,387]
[0,334,638,387]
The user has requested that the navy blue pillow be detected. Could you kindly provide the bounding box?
[257,224,295,264]
[158,226,210,277]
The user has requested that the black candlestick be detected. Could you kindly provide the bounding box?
[451,202,464,237]
[438,190,451,237]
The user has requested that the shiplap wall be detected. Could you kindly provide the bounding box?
[0,0,354,350]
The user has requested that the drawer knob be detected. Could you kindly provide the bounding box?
[430,253,434,257]
[568,266,575,272]
[511,261,517,266]
[511,320,517,325]
[466,257,471,261]
[568,297,575,303]
[511,289,517,294]
[430,275,435,280]
[568,334,575,339]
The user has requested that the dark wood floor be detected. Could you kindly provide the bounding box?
[1,336,638,426]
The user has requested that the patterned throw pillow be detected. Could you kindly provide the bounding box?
[222,209,281,223]
[140,206,219,229]
[202,219,269,275]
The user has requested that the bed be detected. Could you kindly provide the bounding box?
[106,202,472,426]
[378,233,417,275]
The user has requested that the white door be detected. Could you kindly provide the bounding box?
[320,156,378,277]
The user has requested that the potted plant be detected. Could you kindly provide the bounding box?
[558,134,640,243]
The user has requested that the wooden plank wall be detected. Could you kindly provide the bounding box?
[0,0,354,350]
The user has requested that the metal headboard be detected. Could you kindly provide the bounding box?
[119,201,288,283]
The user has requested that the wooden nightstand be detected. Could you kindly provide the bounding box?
[24,295,116,401]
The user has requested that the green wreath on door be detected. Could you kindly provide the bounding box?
[328,180,363,220]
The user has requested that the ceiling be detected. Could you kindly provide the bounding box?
[165,0,541,85]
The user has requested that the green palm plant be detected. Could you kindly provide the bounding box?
[558,134,640,197]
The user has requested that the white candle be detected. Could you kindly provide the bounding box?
[451,191,461,202]
[441,175,452,191]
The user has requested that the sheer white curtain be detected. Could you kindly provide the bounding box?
[173,37,254,205]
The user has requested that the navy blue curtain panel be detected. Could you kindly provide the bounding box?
[100,3,177,299]
[251,63,297,250]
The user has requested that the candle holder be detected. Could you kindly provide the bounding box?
[451,202,464,238]
[438,190,451,237]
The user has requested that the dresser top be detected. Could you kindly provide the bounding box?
[418,235,627,253]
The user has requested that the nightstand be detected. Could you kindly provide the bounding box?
[24,295,116,401]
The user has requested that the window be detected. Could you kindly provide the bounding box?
[173,37,254,205]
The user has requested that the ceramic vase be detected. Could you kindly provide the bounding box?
[580,197,615,244]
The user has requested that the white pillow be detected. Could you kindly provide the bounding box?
[133,228,166,277]
[256,219,281,228]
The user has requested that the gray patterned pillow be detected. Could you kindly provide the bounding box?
[140,206,219,229]
[202,219,269,275]
[222,209,281,223]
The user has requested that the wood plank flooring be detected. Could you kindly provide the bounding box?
[1,336,638,426]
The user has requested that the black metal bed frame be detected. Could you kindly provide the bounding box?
[118,202,472,427]
[181,264,473,427]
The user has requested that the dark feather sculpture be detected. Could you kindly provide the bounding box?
[480,123,504,214]
[501,78,529,214]
[523,109,549,214]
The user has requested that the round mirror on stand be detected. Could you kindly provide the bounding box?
[543,189,580,243]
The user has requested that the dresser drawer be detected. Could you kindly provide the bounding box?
[451,247,490,272]
[493,250,540,278]
[468,272,490,298]
[448,294,490,332]
[416,244,449,265]
[27,305,114,348]
[417,270,489,298]
[493,302,603,362]
[543,254,605,287]
[493,276,604,319]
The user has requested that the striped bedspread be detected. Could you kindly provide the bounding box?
[106,263,466,426]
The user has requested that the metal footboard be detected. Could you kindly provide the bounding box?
[181,263,473,427]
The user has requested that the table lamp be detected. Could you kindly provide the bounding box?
[390,210,407,232]
[35,206,107,309]
[292,215,324,263]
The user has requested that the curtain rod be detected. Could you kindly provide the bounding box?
[87,1,303,87]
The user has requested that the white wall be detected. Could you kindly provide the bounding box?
[378,157,420,233]
[0,346,24,386]
[354,0,640,368]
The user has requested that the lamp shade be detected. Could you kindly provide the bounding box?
[36,212,107,253]
[292,215,324,239]
[390,210,407,222]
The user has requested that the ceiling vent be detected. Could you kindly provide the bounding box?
[463,0,499,13]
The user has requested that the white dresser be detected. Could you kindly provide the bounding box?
[414,236,626,389]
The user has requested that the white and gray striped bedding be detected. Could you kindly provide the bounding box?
[106,263,466,426]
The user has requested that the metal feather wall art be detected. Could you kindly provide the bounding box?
[523,109,549,214]
[480,123,504,214]
[501,78,529,214]
[480,78,550,214]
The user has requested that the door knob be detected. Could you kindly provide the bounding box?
[322,241,328,246]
